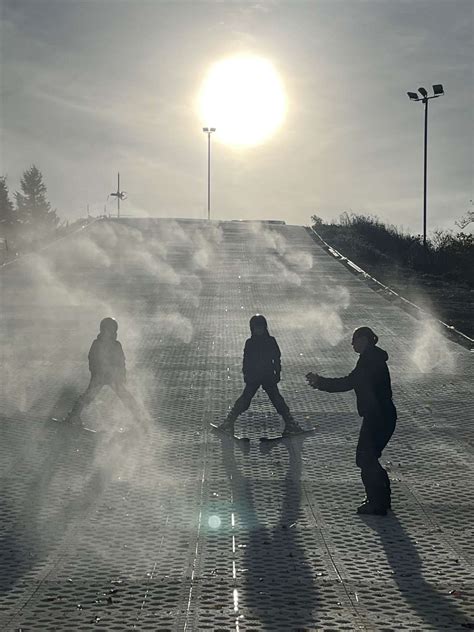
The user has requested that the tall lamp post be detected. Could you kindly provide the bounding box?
[203,127,216,220]
[407,84,444,248]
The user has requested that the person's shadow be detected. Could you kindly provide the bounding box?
[216,433,319,631]
[0,391,106,603]
[361,512,473,630]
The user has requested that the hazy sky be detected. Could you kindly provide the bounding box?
[1,0,472,231]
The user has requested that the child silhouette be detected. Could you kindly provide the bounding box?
[65,317,141,426]
[216,314,302,437]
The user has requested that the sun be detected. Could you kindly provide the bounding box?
[198,55,287,147]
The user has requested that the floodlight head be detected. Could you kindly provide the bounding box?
[418,87,428,97]
[203,127,209,132]
[433,84,444,95]
[407,91,420,101]
[210,127,216,132]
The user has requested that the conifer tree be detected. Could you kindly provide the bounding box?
[0,176,17,239]
[15,165,59,241]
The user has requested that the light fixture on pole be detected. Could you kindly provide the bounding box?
[110,172,127,219]
[407,84,444,248]
[203,127,216,220]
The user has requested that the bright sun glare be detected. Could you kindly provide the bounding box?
[199,55,287,147]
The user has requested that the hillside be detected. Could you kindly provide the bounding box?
[311,213,474,339]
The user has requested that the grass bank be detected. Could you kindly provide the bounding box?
[310,213,474,339]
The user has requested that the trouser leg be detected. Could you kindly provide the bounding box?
[356,418,395,508]
[112,382,142,418]
[375,419,395,505]
[262,383,292,421]
[68,379,103,419]
[226,383,260,422]
[382,469,391,500]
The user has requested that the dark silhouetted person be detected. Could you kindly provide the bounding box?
[66,317,141,425]
[216,314,302,437]
[306,326,396,515]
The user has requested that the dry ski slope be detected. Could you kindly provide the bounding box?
[0,219,473,631]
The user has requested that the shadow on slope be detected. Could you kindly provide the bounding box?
[217,433,319,631]
[362,512,473,629]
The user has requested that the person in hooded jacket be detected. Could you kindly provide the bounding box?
[216,314,302,437]
[306,326,396,515]
[65,317,141,425]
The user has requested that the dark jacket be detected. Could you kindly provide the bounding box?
[242,334,281,384]
[317,346,396,420]
[88,334,126,384]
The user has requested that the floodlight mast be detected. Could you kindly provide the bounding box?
[406,84,444,248]
[203,127,216,220]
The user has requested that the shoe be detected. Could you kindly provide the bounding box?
[213,419,235,435]
[282,419,304,437]
[361,496,391,510]
[357,502,387,516]
[64,413,82,426]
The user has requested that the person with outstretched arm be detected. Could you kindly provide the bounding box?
[306,326,397,515]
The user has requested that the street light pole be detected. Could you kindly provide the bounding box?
[423,98,428,249]
[117,172,120,218]
[407,84,444,248]
[207,132,211,220]
[203,127,216,220]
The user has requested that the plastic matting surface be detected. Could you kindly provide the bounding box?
[0,219,472,631]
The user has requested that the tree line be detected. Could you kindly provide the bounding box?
[311,211,473,279]
[0,165,61,255]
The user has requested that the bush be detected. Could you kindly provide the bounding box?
[311,212,474,287]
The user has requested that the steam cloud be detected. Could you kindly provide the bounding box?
[0,219,224,442]
[411,320,456,374]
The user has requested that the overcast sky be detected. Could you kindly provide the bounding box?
[1,0,472,231]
